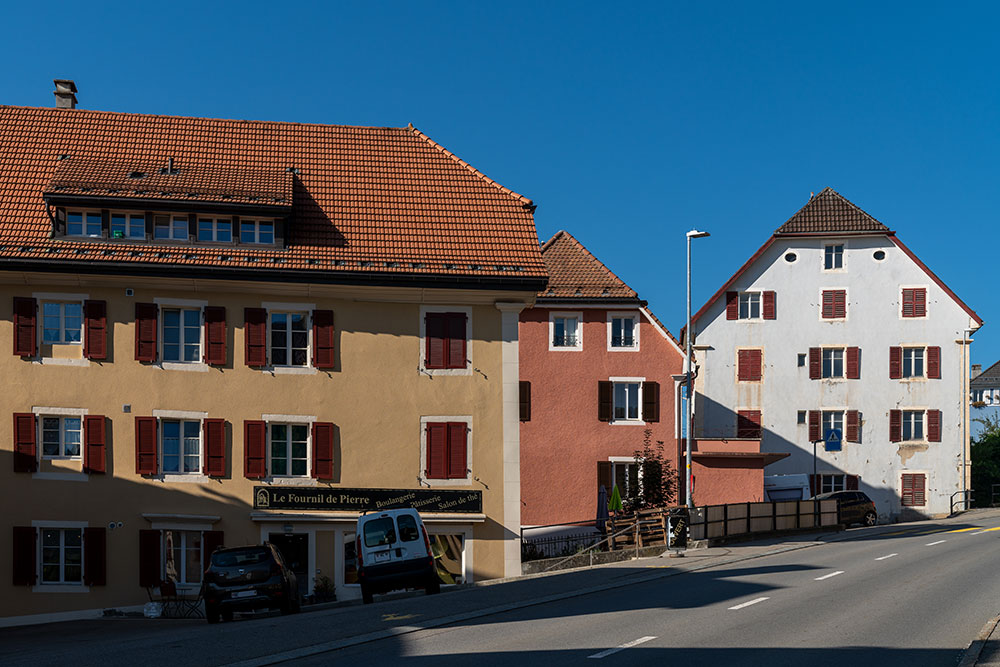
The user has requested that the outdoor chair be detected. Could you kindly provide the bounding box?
[147,579,204,619]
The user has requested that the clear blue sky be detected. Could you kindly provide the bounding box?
[3,2,997,363]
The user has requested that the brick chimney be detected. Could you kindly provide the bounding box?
[971,363,982,380]
[53,79,77,109]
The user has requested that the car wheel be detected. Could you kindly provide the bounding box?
[206,604,220,624]
[222,609,234,622]
[361,584,374,604]
[425,577,441,595]
[864,511,877,527]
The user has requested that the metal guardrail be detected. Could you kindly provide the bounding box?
[950,489,973,514]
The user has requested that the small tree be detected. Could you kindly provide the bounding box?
[622,429,677,512]
[972,413,1000,507]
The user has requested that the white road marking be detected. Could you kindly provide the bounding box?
[926,540,947,546]
[728,597,770,610]
[968,527,1000,535]
[874,553,898,561]
[588,636,657,659]
[970,530,989,535]
[814,571,844,581]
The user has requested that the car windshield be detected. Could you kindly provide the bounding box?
[397,514,420,542]
[364,518,396,548]
[211,548,270,567]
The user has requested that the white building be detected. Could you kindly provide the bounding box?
[688,188,982,520]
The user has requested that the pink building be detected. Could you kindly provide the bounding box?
[519,231,686,527]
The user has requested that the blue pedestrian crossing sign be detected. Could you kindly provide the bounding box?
[824,428,842,452]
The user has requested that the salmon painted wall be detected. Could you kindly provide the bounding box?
[519,307,684,526]
[692,458,766,505]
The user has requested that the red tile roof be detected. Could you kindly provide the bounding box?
[775,187,891,235]
[0,106,545,283]
[537,230,637,299]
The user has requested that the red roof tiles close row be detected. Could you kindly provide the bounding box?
[775,187,890,235]
[0,106,546,284]
[537,230,637,299]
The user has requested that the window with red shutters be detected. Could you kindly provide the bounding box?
[726,291,738,320]
[846,410,860,443]
[889,346,902,379]
[13,412,36,473]
[138,529,161,588]
[737,410,762,438]
[203,419,226,477]
[447,314,467,368]
[13,297,37,357]
[244,308,267,367]
[12,526,36,585]
[808,410,821,442]
[889,409,902,442]
[83,300,107,360]
[846,347,860,379]
[927,409,941,442]
[134,416,158,475]
[809,348,821,379]
[134,303,158,362]
[642,381,660,422]
[243,420,267,479]
[424,312,467,370]
[203,306,227,366]
[598,381,613,422]
[447,422,467,479]
[312,422,335,480]
[927,346,941,379]
[312,310,335,369]
[901,288,927,318]
[821,290,847,319]
[83,527,107,586]
[738,349,763,381]
[762,291,776,320]
[83,415,106,474]
[902,473,926,506]
[424,421,468,480]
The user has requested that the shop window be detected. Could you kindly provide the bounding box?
[163,529,202,585]
[429,534,465,585]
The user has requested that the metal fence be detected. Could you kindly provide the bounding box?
[688,499,839,540]
[521,529,602,561]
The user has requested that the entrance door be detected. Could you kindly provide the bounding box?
[269,533,309,597]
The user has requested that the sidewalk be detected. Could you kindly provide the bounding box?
[962,616,1000,667]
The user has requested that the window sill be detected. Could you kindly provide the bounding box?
[420,366,472,376]
[159,474,212,484]
[160,361,211,373]
[608,346,640,352]
[32,472,88,482]
[266,366,317,375]
[32,584,90,593]
[32,357,90,367]
[421,477,473,487]
[265,477,320,486]
[609,420,647,427]
[547,346,583,352]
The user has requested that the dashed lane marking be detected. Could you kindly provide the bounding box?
[728,597,770,610]
[926,540,947,546]
[969,527,1000,535]
[588,636,657,659]
[874,553,898,561]
[814,571,844,581]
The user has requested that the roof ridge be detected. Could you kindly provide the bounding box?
[539,229,566,253]
[775,186,890,235]
[407,124,533,208]
[541,230,633,290]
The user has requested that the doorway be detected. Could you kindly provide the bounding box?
[269,532,309,598]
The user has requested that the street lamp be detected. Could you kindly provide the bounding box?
[685,229,710,508]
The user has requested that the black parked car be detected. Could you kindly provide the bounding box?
[202,544,301,623]
[813,490,878,527]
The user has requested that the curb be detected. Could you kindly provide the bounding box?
[959,615,1000,667]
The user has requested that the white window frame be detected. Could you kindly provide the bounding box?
[109,211,146,240]
[899,284,930,320]
[32,520,89,593]
[160,418,203,476]
[609,455,641,498]
[418,305,474,376]
[609,376,645,425]
[65,209,103,238]
[269,310,311,369]
[902,346,926,380]
[239,218,275,245]
[160,306,203,365]
[419,415,473,487]
[549,311,583,351]
[268,421,313,480]
[40,300,84,346]
[822,347,846,379]
[258,302,317,375]
[39,414,83,461]
[819,473,846,494]
[153,213,189,241]
[154,298,209,372]
[821,410,845,438]
[819,287,849,321]
[738,292,761,320]
[901,409,926,442]
[196,216,233,243]
[153,410,209,482]
[607,311,640,351]
[823,243,845,271]
[162,528,204,589]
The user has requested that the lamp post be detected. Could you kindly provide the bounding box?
[685,229,710,508]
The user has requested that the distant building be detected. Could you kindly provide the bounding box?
[971,360,1000,408]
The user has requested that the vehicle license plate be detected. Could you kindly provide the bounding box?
[373,551,391,563]
[231,590,255,599]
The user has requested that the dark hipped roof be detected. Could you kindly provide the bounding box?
[775,187,891,235]
[0,105,546,285]
[537,230,637,299]
[972,359,1000,389]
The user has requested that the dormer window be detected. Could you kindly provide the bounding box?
[240,219,275,244]
[67,211,102,238]
[154,214,189,241]
[110,212,145,240]
[197,217,232,243]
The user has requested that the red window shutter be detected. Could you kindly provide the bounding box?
[762,291,776,320]
[808,475,818,497]
[846,475,859,491]
[808,410,820,442]
[203,418,226,477]
[311,310,335,369]
[913,474,926,505]
[446,422,468,479]
[889,409,902,442]
[425,313,446,369]
[889,346,902,379]
[750,349,762,381]
[243,420,267,479]
[446,313,467,369]
[13,297,36,357]
[737,410,762,438]
[846,410,860,443]
[835,291,846,318]
[134,303,158,362]
[738,350,750,381]
[821,290,834,318]
[138,529,161,588]
[809,348,821,380]
[927,409,941,442]
[643,381,660,422]
[846,347,860,379]
[726,291,738,320]
[927,346,941,379]
[83,300,107,360]
[597,461,612,492]
[12,526,36,585]
[425,422,447,479]
[83,415,106,474]
[901,474,914,506]
[312,422,334,480]
[914,288,926,317]
[203,306,227,366]
[901,289,914,318]
[13,412,37,473]
[202,531,224,571]
[244,308,267,367]
[83,527,107,586]
[519,381,531,422]
[134,416,158,475]
[738,349,763,381]
[598,381,612,422]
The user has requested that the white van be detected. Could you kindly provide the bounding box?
[764,474,812,502]
[355,508,439,603]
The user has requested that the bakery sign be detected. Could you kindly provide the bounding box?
[253,487,482,514]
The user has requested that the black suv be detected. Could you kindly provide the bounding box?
[202,543,301,623]
[814,490,878,527]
